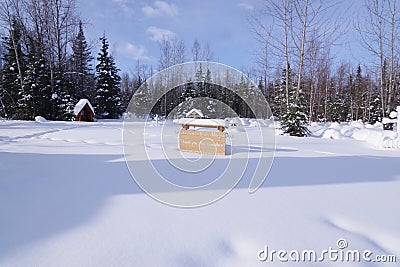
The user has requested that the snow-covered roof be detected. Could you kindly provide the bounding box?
[186,108,204,118]
[389,111,397,119]
[178,118,226,127]
[74,99,95,116]
[382,117,396,124]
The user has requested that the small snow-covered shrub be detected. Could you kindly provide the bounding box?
[35,116,47,123]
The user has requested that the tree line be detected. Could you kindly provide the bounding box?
[251,0,400,135]
[108,0,400,136]
[0,0,121,120]
[1,0,400,137]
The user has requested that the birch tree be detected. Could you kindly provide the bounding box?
[357,0,399,117]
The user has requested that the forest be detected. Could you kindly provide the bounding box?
[0,0,399,136]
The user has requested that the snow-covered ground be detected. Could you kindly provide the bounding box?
[0,119,399,266]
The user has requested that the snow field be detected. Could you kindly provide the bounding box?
[0,119,399,266]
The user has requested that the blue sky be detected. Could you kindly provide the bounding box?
[78,0,261,73]
[78,0,366,74]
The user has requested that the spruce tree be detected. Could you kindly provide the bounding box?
[281,90,309,136]
[204,69,217,118]
[56,89,75,120]
[194,63,204,97]
[327,94,348,122]
[279,64,309,137]
[1,18,25,119]
[368,94,382,124]
[177,80,195,117]
[18,50,41,120]
[95,35,122,119]
[36,60,52,119]
[273,73,287,119]
[131,80,150,118]
[121,72,134,110]
[50,69,75,121]
[20,38,55,120]
[353,65,363,120]
[71,21,94,101]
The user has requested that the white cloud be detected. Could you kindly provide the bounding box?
[111,0,135,16]
[122,43,150,61]
[237,3,254,11]
[142,1,179,17]
[147,26,176,42]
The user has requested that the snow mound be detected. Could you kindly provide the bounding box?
[339,125,358,137]
[307,120,399,148]
[228,117,240,127]
[349,120,365,129]
[177,118,226,127]
[227,127,245,133]
[351,128,385,147]
[248,119,259,127]
[389,111,397,118]
[262,119,276,128]
[228,117,251,127]
[321,128,343,139]
[239,118,250,126]
[35,116,47,123]
[328,122,341,129]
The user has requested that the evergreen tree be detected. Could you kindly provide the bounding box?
[278,64,309,137]
[353,64,363,120]
[36,60,52,118]
[281,89,309,136]
[22,38,55,120]
[194,63,204,97]
[57,77,75,121]
[95,35,122,119]
[53,76,75,121]
[121,72,134,110]
[203,69,217,118]
[71,21,94,101]
[327,94,348,122]
[1,18,25,118]
[236,75,252,117]
[324,80,345,122]
[368,94,382,124]
[177,80,195,117]
[18,50,42,120]
[130,80,150,118]
[273,68,288,119]
[204,68,213,98]
[181,80,196,102]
